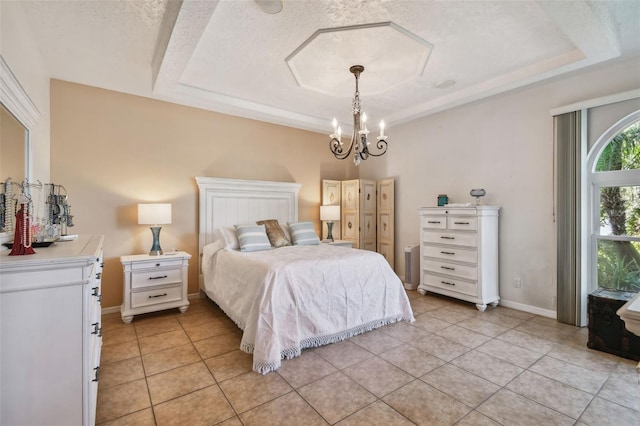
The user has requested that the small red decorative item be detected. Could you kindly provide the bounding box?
[9,200,36,256]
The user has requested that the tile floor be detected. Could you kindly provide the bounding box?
[97,291,640,425]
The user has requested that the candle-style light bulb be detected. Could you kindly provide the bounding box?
[337,126,342,140]
[332,118,338,132]
[361,112,367,123]
[379,120,385,138]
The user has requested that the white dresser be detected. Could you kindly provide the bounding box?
[417,206,500,311]
[0,234,104,426]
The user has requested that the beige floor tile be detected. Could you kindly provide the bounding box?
[410,298,440,314]
[102,325,137,346]
[101,339,141,365]
[101,312,128,331]
[95,378,151,424]
[515,320,575,343]
[528,355,608,394]
[451,350,524,387]
[239,391,328,426]
[215,416,243,426]
[218,371,292,413]
[277,351,337,388]
[597,373,640,411]
[477,389,574,426]
[298,371,377,424]
[496,329,556,354]
[204,350,254,382]
[98,408,155,426]
[411,333,471,362]
[455,410,501,426]
[434,324,492,348]
[380,344,445,377]
[579,396,640,426]
[344,356,413,398]
[506,370,593,419]
[456,317,509,337]
[138,329,190,355]
[492,306,536,320]
[336,400,414,426]
[134,315,182,338]
[473,310,526,328]
[546,342,619,374]
[176,310,221,328]
[476,339,543,369]
[425,307,475,324]
[421,364,500,408]
[313,340,375,369]
[153,385,234,426]
[147,361,215,405]
[99,356,145,390]
[378,322,432,344]
[182,317,237,341]
[383,380,470,426]
[412,313,451,333]
[350,328,404,354]
[564,327,589,348]
[192,331,242,359]
[529,315,579,332]
[142,343,201,376]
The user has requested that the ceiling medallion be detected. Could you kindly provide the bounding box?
[329,65,388,166]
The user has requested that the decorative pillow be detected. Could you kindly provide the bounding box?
[213,226,240,250]
[234,224,272,252]
[256,219,291,248]
[287,221,321,246]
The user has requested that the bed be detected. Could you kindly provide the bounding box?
[196,177,414,373]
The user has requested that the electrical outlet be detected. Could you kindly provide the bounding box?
[513,277,522,288]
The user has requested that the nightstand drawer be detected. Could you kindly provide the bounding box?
[131,268,182,289]
[131,284,182,308]
[130,258,184,270]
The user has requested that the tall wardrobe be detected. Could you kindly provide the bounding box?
[322,179,395,269]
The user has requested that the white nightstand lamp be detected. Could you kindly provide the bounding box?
[320,205,340,242]
[138,203,171,256]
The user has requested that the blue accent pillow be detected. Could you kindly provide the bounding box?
[287,221,321,245]
[234,224,272,252]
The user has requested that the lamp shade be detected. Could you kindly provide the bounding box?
[320,205,341,221]
[138,203,172,225]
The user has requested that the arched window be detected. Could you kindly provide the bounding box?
[587,111,640,292]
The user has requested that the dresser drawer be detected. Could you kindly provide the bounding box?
[422,245,477,264]
[131,268,182,289]
[131,284,183,308]
[423,273,477,297]
[447,216,477,231]
[421,216,446,230]
[422,230,477,247]
[130,258,184,271]
[423,259,477,281]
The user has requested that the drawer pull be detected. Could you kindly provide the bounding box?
[149,275,168,280]
[91,322,102,337]
[454,221,470,225]
[149,293,168,299]
[100,262,105,268]
[441,266,455,271]
[156,263,161,267]
[440,251,455,255]
[427,220,441,224]
[92,366,100,382]
[440,236,455,240]
[95,272,102,280]
[91,287,99,296]
[441,280,456,286]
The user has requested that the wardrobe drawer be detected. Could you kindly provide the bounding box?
[422,245,477,264]
[423,259,477,281]
[131,268,182,289]
[423,273,477,297]
[131,284,182,308]
[422,230,477,247]
[421,216,446,230]
[447,217,477,231]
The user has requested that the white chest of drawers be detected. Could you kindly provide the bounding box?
[417,206,500,311]
[120,252,191,323]
[0,235,104,426]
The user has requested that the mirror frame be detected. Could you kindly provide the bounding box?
[0,54,41,243]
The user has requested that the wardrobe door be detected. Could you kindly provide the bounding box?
[377,178,395,268]
[341,180,360,248]
[322,179,341,240]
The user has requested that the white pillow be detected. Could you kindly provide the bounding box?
[234,224,272,252]
[213,226,240,250]
[287,221,321,245]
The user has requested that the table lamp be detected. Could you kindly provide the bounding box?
[320,205,340,242]
[138,203,172,255]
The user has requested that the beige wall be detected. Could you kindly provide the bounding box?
[51,80,354,308]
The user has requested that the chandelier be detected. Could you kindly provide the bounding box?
[329,65,388,166]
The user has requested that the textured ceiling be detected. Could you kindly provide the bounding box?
[17,0,640,135]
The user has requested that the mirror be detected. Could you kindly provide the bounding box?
[0,55,40,243]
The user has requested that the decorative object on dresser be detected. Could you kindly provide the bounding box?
[417,206,500,311]
[328,65,388,166]
[138,203,172,255]
[470,188,486,205]
[320,205,340,242]
[120,251,191,323]
[0,235,104,426]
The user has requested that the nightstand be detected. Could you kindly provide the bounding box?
[324,240,354,248]
[120,251,191,323]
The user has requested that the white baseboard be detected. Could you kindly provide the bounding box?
[500,299,556,319]
[101,305,120,315]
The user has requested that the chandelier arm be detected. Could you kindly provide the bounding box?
[365,138,388,157]
[329,137,354,160]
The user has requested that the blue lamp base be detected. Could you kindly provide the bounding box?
[149,226,164,256]
[326,221,335,242]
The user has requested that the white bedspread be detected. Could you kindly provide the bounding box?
[202,244,414,373]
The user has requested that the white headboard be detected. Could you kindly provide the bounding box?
[195,177,301,289]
